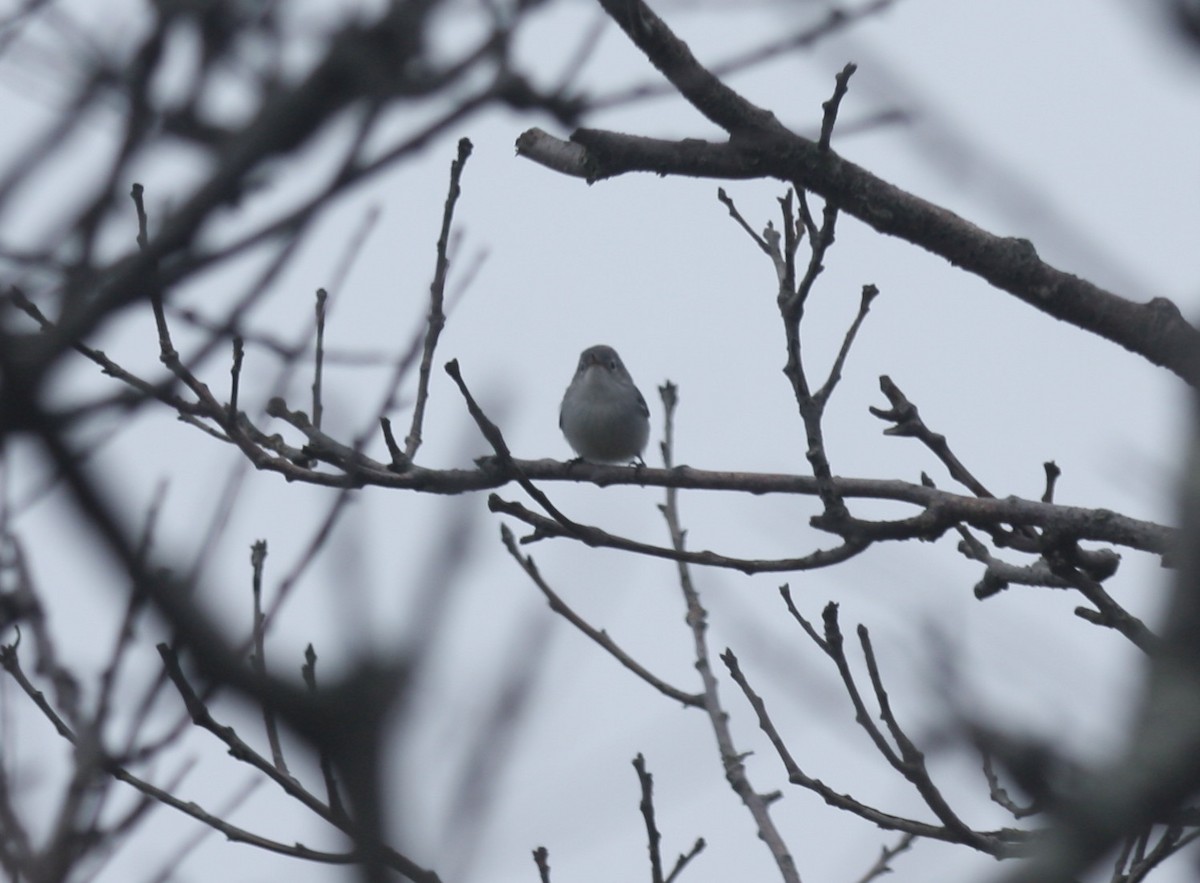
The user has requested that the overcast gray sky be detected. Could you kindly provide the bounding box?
[2,1,1198,882]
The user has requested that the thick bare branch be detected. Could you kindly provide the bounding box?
[517,0,1200,385]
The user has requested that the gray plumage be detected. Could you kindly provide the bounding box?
[559,345,650,464]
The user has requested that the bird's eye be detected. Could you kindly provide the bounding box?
[608,361,617,370]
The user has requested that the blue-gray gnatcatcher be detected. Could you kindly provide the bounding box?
[560,345,650,464]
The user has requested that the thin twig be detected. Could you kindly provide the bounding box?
[1059,565,1158,653]
[154,643,434,880]
[532,846,551,883]
[856,624,988,847]
[818,62,858,151]
[1118,824,1200,882]
[7,290,201,418]
[722,642,1032,855]
[657,382,802,883]
[634,753,665,883]
[0,645,366,867]
[445,359,582,533]
[249,540,287,774]
[499,525,700,707]
[980,749,1039,819]
[301,644,346,822]
[852,832,916,883]
[716,187,772,254]
[142,776,264,883]
[870,376,995,499]
[1042,461,1061,503]
[230,336,244,414]
[131,184,173,364]
[405,138,473,460]
[815,284,879,405]
[771,186,849,526]
[778,585,827,650]
[492,493,867,574]
[379,417,407,469]
[312,289,327,430]
[664,838,706,883]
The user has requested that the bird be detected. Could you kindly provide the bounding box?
[559,345,650,464]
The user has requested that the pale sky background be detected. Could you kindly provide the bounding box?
[2,1,1199,882]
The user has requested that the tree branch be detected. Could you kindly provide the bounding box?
[517,0,1200,385]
